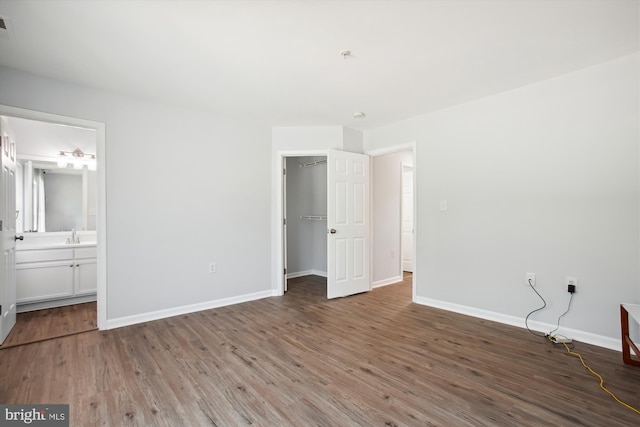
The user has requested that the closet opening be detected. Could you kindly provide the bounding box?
[283,156,327,297]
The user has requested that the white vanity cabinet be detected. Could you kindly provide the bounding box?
[73,247,97,296]
[16,245,97,306]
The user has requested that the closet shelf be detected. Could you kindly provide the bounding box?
[299,159,327,168]
[300,215,327,221]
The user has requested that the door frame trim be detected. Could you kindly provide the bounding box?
[273,150,328,296]
[0,105,107,330]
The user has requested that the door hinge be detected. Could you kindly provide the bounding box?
[283,218,286,225]
[283,168,286,175]
[0,305,2,314]
[284,268,287,275]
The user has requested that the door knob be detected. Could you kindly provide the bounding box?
[15,235,23,241]
[329,229,337,234]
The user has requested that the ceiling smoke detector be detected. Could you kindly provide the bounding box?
[340,49,351,59]
[353,112,366,119]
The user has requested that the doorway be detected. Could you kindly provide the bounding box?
[284,156,328,294]
[368,145,416,301]
[276,149,371,299]
[0,105,106,344]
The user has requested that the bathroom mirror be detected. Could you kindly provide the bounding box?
[2,114,98,234]
[17,158,97,233]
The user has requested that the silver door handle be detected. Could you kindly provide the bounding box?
[329,229,337,234]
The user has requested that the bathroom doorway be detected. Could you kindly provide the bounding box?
[0,105,106,345]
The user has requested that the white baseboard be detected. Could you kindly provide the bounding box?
[372,275,404,289]
[414,296,621,352]
[286,270,327,279]
[106,289,279,330]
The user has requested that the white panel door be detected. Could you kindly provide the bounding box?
[327,149,370,299]
[0,117,17,344]
[402,166,414,272]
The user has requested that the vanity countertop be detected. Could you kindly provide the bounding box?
[17,241,97,251]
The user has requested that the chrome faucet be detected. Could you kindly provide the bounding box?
[67,229,80,244]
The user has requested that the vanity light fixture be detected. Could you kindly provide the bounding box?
[57,149,96,170]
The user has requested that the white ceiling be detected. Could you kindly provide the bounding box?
[0,0,638,130]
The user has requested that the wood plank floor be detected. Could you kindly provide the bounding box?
[0,302,97,349]
[1,275,638,426]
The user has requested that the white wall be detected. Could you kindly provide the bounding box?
[272,126,343,151]
[0,66,273,323]
[342,127,364,154]
[364,53,640,348]
[372,150,413,284]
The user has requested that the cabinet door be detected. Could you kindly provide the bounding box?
[16,262,74,303]
[75,260,97,295]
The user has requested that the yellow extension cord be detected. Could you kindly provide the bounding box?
[552,337,640,416]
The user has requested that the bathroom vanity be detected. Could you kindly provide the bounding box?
[16,232,97,312]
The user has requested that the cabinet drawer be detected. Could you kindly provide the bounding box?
[16,249,74,263]
[75,247,97,259]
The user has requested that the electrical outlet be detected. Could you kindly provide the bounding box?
[566,276,577,293]
[208,262,216,274]
[525,272,536,287]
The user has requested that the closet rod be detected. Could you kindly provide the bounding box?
[299,159,327,168]
[299,215,327,220]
